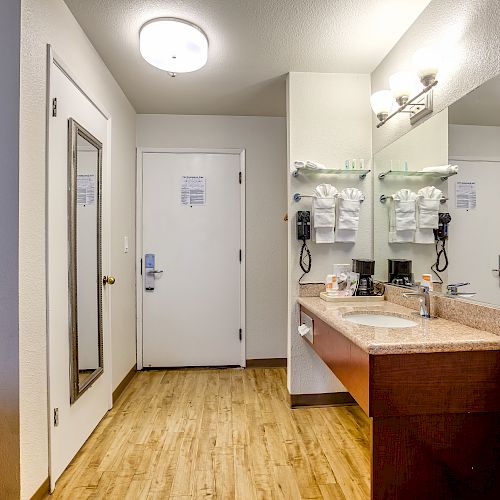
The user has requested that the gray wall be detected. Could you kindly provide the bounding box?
[0,0,20,498]
[371,0,500,153]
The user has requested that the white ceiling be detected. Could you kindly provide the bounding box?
[449,74,500,126]
[64,0,432,116]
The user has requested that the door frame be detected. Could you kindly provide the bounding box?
[136,148,246,369]
[46,45,113,488]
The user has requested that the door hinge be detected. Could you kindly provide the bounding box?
[52,98,58,117]
[53,408,59,427]
[239,249,242,262]
[239,328,242,341]
[239,172,242,184]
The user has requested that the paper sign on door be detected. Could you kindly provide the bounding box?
[181,176,206,206]
[77,174,95,206]
[456,181,476,209]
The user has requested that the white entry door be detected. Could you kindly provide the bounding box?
[139,150,245,367]
[448,159,500,305]
[47,56,111,489]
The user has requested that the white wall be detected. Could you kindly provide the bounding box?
[0,0,21,497]
[136,114,287,360]
[449,124,500,158]
[20,1,137,497]
[373,110,449,282]
[287,72,372,395]
[371,0,500,153]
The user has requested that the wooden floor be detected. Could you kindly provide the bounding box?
[48,368,370,499]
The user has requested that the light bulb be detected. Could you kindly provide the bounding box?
[389,72,415,106]
[140,18,208,74]
[370,90,395,122]
[413,47,441,86]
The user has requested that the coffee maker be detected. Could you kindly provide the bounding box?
[352,259,375,296]
[388,259,413,286]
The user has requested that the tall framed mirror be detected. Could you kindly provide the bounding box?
[68,118,104,403]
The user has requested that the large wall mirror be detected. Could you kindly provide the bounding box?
[68,119,103,403]
[373,73,500,308]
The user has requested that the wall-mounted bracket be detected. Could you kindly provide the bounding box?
[409,88,434,125]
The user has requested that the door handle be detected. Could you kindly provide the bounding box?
[147,270,164,275]
[103,275,116,285]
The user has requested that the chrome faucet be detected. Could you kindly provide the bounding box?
[402,285,431,318]
[447,282,476,297]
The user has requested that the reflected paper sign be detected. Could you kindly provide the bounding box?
[77,174,96,206]
[456,181,476,209]
[181,176,205,206]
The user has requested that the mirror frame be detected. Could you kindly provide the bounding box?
[68,118,104,404]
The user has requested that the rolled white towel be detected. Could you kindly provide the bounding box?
[306,161,326,170]
[422,164,458,175]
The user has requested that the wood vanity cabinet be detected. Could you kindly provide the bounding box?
[300,305,500,500]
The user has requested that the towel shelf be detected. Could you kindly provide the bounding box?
[294,193,365,203]
[379,194,448,204]
[378,170,457,181]
[292,167,370,180]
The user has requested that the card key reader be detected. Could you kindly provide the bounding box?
[145,253,163,291]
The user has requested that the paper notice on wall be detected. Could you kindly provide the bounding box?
[181,176,205,206]
[77,174,96,206]
[455,181,476,209]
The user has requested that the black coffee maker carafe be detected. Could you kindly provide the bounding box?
[388,259,413,286]
[352,259,375,296]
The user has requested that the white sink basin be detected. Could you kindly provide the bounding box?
[344,313,417,328]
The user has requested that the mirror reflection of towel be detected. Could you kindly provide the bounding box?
[415,186,442,244]
[389,189,417,243]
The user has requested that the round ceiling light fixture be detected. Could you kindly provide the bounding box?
[139,18,208,77]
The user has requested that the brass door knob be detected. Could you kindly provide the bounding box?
[103,275,116,285]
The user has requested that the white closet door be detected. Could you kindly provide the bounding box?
[47,61,111,489]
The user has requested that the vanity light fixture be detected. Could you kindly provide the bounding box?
[413,47,441,86]
[370,90,395,122]
[139,18,208,77]
[371,47,440,128]
[389,71,416,106]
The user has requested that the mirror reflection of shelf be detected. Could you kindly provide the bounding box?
[378,170,457,181]
[292,167,371,180]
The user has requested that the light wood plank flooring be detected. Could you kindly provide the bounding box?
[48,368,370,499]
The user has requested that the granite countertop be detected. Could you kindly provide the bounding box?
[298,296,500,355]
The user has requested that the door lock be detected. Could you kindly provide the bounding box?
[103,275,116,285]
